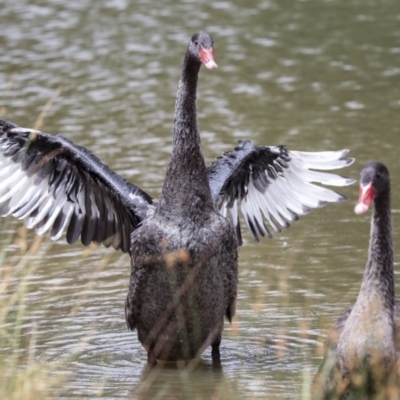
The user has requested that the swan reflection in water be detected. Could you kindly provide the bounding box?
[132,358,231,399]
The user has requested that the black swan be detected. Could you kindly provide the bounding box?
[0,31,355,364]
[314,162,400,399]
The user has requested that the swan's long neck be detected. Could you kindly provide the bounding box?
[359,189,394,311]
[336,187,395,375]
[158,53,214,218]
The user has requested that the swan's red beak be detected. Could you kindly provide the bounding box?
[354,182,375,215]
[200,47,218,70]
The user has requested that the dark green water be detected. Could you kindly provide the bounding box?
[1,0,400,398]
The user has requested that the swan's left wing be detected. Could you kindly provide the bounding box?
[0,119,154,253]
[207,140,355,245]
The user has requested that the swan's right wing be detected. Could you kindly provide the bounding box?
[0,119,154,253]
[207,140,355,245]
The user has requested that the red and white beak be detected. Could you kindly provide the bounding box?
[354,182,375,215]
[199,47,218,70]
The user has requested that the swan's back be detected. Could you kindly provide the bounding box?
[126,207,237,361]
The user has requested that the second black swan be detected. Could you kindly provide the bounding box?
[0,31,355,364]
[314,162,400,399]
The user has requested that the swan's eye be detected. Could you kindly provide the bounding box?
[194,40,199,46]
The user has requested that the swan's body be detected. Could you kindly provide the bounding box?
[314,162,398,399]
[0,32,355,363]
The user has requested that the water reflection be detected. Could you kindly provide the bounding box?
[132,361,229,400]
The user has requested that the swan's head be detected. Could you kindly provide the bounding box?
[188,31,218,70]
[354,162,390,215]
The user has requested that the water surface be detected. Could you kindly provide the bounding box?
[1,0,400,398]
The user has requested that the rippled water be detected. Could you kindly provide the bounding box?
[1,0,400,398]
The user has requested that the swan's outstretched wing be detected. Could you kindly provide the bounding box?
[207,140,355,245]
[0,119,154,253]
